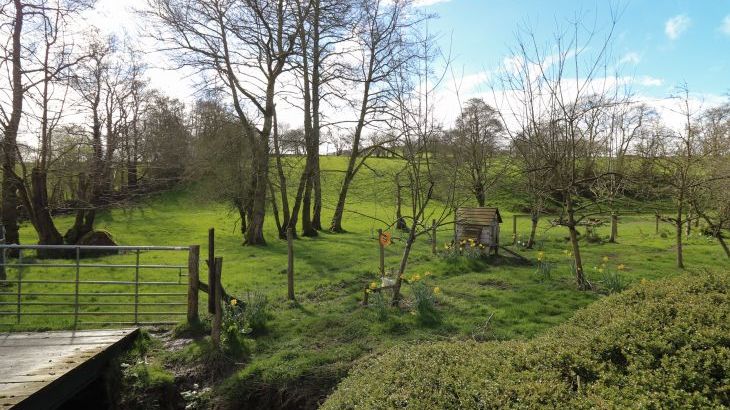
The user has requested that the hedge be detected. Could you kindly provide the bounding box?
[322,272,730,409]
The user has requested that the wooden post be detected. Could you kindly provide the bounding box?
[655,214,660,234]
[187,245,200,324]
[610,213,618,243]
[211,257,223,347]
[378,229,385,277]
[287,228,295,301]
[512,215,518,245]
[207,228,215,314]
[431,219,437,254]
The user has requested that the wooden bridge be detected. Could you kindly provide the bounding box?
[0,237,228,409]
[0,328,139,409]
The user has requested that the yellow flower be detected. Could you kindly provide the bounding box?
[537,251,545,261]
[365,289,372,294]
[230,299,238,306]
[598,268,604,273]
[433,287,441,295]
[369,282,378,290]
[411,274,421,282]
[478,244,485,249]
[602,256,609,263]
[617,264,626,271]
[424,271,432,277]
[444,243,449,249]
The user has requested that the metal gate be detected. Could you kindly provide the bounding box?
[0,244,195,328]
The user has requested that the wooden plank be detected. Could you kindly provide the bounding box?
[0,328,139,409]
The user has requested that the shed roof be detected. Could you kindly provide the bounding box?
[456,207,502,226]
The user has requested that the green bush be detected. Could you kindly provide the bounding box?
[322,272,730,409]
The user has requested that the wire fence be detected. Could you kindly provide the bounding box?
[0,244,194,328]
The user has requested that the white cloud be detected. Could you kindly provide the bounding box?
[637,76,663,87]
[413,0,451,6]
[619,52,641,65]
[665,14,691,40]
[720,15,730,36]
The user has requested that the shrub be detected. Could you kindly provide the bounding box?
[370,291,390,321]
[410,281,439,325]
[322,272,730,409]
[243,291,268,335]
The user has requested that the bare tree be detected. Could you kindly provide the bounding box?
[329,0,420,233]
[443,97,504,207]
[497,12,627,289]
[147,0,309,245]
[0,0,92,255]
[387,28,461,306]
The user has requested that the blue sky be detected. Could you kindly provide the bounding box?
[423,0,730,99]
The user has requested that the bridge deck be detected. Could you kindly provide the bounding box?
[0,328,139,409]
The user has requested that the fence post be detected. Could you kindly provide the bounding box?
[431,219,437,254]
[378,229,385,277]
[0,226,5,281]
[287,228,295,301]
[134,249,140,325]
[207,228,215,314]
[655,214,660,234]
[73,247,80,328]
[211,257,223,347]
[512,215,518,245]
[187,245,200,324]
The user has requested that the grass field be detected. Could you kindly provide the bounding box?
[2,156,729,404]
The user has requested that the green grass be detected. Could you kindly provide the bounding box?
[2,156,729,405]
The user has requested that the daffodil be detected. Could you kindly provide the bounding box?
[617,264,625,271]
[369,282,378,290]
[537,251,545,261]
[433,287,441,295]
[598,268,604,274]
[365,289,372,294]
[602,256,609,263]
[424,271,432,277]
[230,298,238,306]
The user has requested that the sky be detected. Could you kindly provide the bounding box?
[426,0,730,99]
[83,0,730,131]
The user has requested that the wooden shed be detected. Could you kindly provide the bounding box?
[454,207,503,252]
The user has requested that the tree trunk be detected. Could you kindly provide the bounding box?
[126,163,138,191]
[236,201,247,243]
[391,226,417,306]
[609,212,618,243]
[244,127,271,246]
[330,171,354,233]
[271,118,292,239]
[329,46,375,233]
[311,160,322,231]
[1,0,25,255]
[566,198,588,290]
[475,184,486,207]
[29,169,64,257]
[718,234,730,258]
[395,175,407,230]
[301,178,317,237]
[676,204,684,269]
[527,213,539,248]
